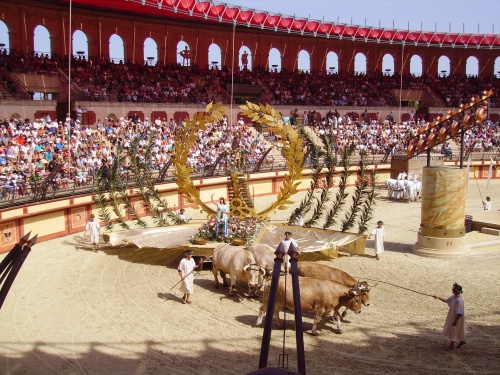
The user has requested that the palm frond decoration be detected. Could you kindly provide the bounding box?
[94,175,113,231]
[340,155,370,232]
[304,134,337,227]
[108,145,129,229]
[357,169,379,234]
[288,129,321,225]
[323,148,350,230]
[128,137,149,228]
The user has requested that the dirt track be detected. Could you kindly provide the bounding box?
[0,179,499,375]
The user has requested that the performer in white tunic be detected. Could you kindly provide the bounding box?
[483,196,492,210]
[433,283,466,349]
[281,231,300,254]
[84,214,101,253]
[178,250,198,304]
[369,221,386,260]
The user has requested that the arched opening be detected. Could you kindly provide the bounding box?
[0,21,10,52]
[109,34,124,64]
[268,48,281,72]
[143,37,158,65]
[239,46,252,70]
[437,55,451,77]
[177,41,191,66]
[495,57,500,78]
[208,43,222,70]
[72,30,88,59]
[326,51,339,74]
[465,56,479,77]
[34,25,51,57]
[297,50,310,73]
[354,52,367,74]
[382,54,395,76]
[409,55,423,76]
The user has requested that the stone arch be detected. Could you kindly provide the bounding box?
[177,41,191,66]
[72,30,88,59]
[382,53,395,75]
[437,55,450,76]
[465,56,479,77]
[354,52,367,74]
[109,34,124,64]
[410,55,423,76]
[326,51,339,74]
[0,21,10,51]
[208,43,222,69]
[239,46,252,70]
[143,37,158,65]
[495,57,500,78]
[268,48,281,72]
[297,50,310,73]
[34,25,51,56]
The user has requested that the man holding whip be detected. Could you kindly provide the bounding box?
[177,250,201,304]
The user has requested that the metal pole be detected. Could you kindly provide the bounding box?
[258,244,284,369]
[289,243,306,375]
[230,22,235,125]
[68,0,72,167]
[399,43,404,125]
[460,115,465,169]
[426,148,431,167]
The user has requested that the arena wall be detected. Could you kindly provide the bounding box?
[2,100,500,126]
[0,162,497,253]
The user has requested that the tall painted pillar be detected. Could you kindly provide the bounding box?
[413,166,470,257]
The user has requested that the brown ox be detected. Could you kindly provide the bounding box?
[296,261,371,319]
[255,276,362,334]
[212,244,265,296]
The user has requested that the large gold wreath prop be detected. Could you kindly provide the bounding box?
[172,102,303,220]
[172,102,226,216]
[240,102,304,219]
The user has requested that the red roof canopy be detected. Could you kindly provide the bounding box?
[57,0,500,49]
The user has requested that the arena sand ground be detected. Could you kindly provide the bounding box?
[0,179,499,375]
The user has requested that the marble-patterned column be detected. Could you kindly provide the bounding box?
[413,166,470,257]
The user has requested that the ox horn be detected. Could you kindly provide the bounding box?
[349,286,360,295]
[243,265,250,272]
[258,265,266,276]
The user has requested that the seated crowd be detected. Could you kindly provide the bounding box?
[0,51,499,200]
[0,113,269,199]
[1,50,499,108]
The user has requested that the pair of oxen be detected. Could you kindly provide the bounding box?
[211,243,372,334]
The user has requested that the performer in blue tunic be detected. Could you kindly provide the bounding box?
[211,194,229,237]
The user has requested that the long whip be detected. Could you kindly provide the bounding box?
[473,169,484,204]
[354,277,435,297]
[169,256,209,290]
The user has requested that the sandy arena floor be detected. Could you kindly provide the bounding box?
[0,179,499,375]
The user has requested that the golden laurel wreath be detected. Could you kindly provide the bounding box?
[172,101,304,220]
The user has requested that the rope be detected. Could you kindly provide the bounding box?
[354,276,435,297]
[473,169,484,203]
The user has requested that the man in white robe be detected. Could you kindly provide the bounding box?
[84,214,100,253]
[178,250,198,304]
[433,283,466,349]
[369,221,386,260]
